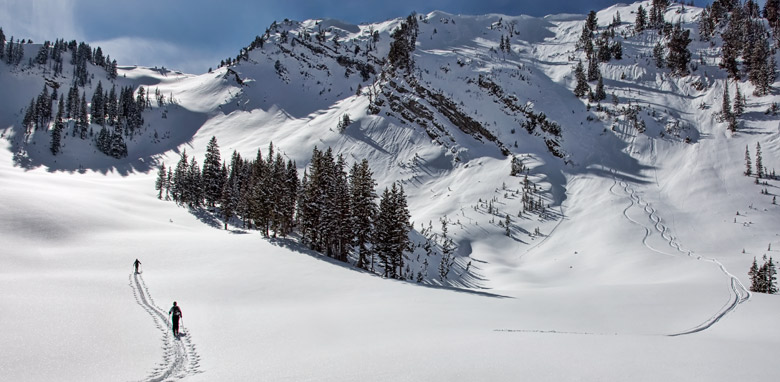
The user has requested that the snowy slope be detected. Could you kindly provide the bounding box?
[2,1,780,380]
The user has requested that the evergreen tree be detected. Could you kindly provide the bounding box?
[220,164,237,230]
[578,26,594,55]
[374,183,411,279]
[186,159,203,207]
[388,13,419,73]
[667,22,691,76]
[279,159,299,236]
[766,0,780,28]
[172,150,189,204]
[749,257,760,292]
[592,74,607,102]
[611,41,623,60]
[5,36,14,64]
[91,81,105,126]
[698,7,715,41]
[587,52,600,81]
[745,145,753,176]
[748,37,772,95]
[155,163,167,200]
[766,257,778,294]
[0,28,5,59]
[722,83,736,132]
[653,42,665,68]
[586,10,598,32]
[66,85,78,119]
[650,0,669,29]
[733,85,745,117]
[78,92,88,139]
[756,142,764,178]
[720,13,742,79]
[573,61,589,98]
[350,159,378,269]
[22,99,34,134]
[635,5,648,33]
[50,98,65,155]
[202,136,224,207]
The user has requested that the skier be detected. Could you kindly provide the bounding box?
[169,301,183,337]
[133,259,141,274]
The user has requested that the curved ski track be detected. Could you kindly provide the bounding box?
[130,272,201,381]
[609,172,750,336]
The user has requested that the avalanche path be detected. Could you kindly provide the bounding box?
[129,272,201,381]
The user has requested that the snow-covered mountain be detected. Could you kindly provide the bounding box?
[2,1,780,380]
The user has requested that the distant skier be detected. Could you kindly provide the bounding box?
[133,259,142,274]
[169,301,183,337]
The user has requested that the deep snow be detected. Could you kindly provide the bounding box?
[2,1,780,381]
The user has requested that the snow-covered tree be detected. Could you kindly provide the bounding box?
[155,163,168,200]
[573,61,589,98]
[667,22,691,76]
[755,142,764,178]
[202,136,224,208]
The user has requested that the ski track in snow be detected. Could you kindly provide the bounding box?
[608,170,751,336]
[129,272,201,381]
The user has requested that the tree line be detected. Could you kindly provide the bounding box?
[749,255,778,294]
[155,137,414,279]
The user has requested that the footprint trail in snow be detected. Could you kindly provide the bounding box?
[130,272,201,381]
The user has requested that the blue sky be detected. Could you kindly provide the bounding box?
[0,0,724,74]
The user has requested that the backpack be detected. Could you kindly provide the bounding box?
[172,306,181,317]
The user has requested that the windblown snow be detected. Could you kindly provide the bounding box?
[1,1,780,381]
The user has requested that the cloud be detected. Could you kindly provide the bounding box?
[90,37,217,75]
[0,0,82,42]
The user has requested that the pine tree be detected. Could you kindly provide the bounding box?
[202,136,224,208]
[653,42,665,68]
[5,36,14,64]
[766,0,780,29]
[767,257,778,294]
[91,81,105,126]
[573,61,589,98]
[220,166,236,230]
[635,5,648,33]
[78,93,88,139]
[172,150,189,204]
[374,183,411,279]
[756,142,764,178]
[155,163,167,199]
[50,98,65,155]
[733,85,744,117]
[611,41,623,60]
[650,0,669,29]
[0,28,5,59]
[350,159,378,269]
[667,22,691,76]
[591,74,606,102]
[586,10,598,32]
[749,256,760,292]
[22,99,35,134]
[722,83,736,132]
[720,13,742,79]
[578,26,593,55]
[186,159,203,207]
[439,237,455,281]
[745,145,753,176]
[587,53,600,81]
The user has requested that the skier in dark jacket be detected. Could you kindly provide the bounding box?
[169,301,183,337]
[133,259,141,274]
